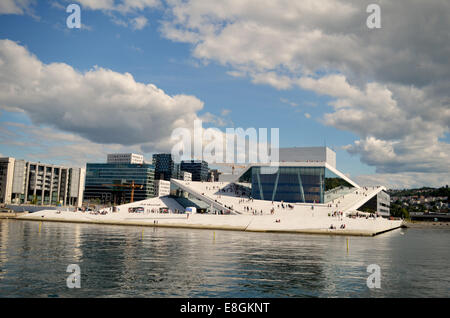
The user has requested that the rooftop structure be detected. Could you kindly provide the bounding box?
[107,153,144,165]
[277,147,336,168]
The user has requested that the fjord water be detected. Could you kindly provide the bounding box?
[0,220,449,298]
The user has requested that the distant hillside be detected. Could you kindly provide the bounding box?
[388,186,449,199]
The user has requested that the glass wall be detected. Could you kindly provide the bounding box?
[84,163,155,204]
[238,166,355,203]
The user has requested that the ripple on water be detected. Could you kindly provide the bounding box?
[0,220,449,297]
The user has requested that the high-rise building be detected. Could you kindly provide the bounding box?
[180,160,209,181]
[152,154,175,181]
[0,157,85,207]
[84,162,155,205]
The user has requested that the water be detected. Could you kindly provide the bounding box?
[0,219,449,298]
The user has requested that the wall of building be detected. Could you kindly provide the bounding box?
[153,154,175,181]
[84,163,155,205]
[68,167,85,208]
[181,171,192,181]
[180,160,209,181]
[0,158,15,204]
[1,157,84,207]
[377,191,391,217]
[155,180,171,197]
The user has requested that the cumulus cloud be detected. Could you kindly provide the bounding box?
[160,0,450,180]
[0,39,204,152]
[301,75,450,173]
[0,40,267,165]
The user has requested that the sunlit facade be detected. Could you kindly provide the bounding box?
[236,165,356,204]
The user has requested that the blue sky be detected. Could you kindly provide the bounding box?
[0,0,449,188]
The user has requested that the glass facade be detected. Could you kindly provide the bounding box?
[153,154,175,181]
[84,163,155,204]
[180,160,209,181]
[237,166,355,203]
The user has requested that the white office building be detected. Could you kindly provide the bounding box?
[107,153,144,165]
[154,180,171,197]
[180,171,192,182]
[0,157,85,207]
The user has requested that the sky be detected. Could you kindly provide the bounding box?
[0,0,449,189]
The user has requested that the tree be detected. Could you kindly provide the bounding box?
[400,208,410,219]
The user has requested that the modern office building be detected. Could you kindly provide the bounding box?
[107,153,144,165]
[84,161,155,205]
[154,180,171,197]
[0,157,85,207]
[180,160,209,182]
[152,153,175,181]
[180,171,192,181]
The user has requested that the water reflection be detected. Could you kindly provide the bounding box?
[0,220,449,297]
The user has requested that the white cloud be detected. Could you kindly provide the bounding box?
[0,39,204,152]
[158,0,450,179]
[0,40,268,166]
[131,15,148,30]
[300,75,450,173]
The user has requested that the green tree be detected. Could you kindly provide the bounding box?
[400,207,410,219]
